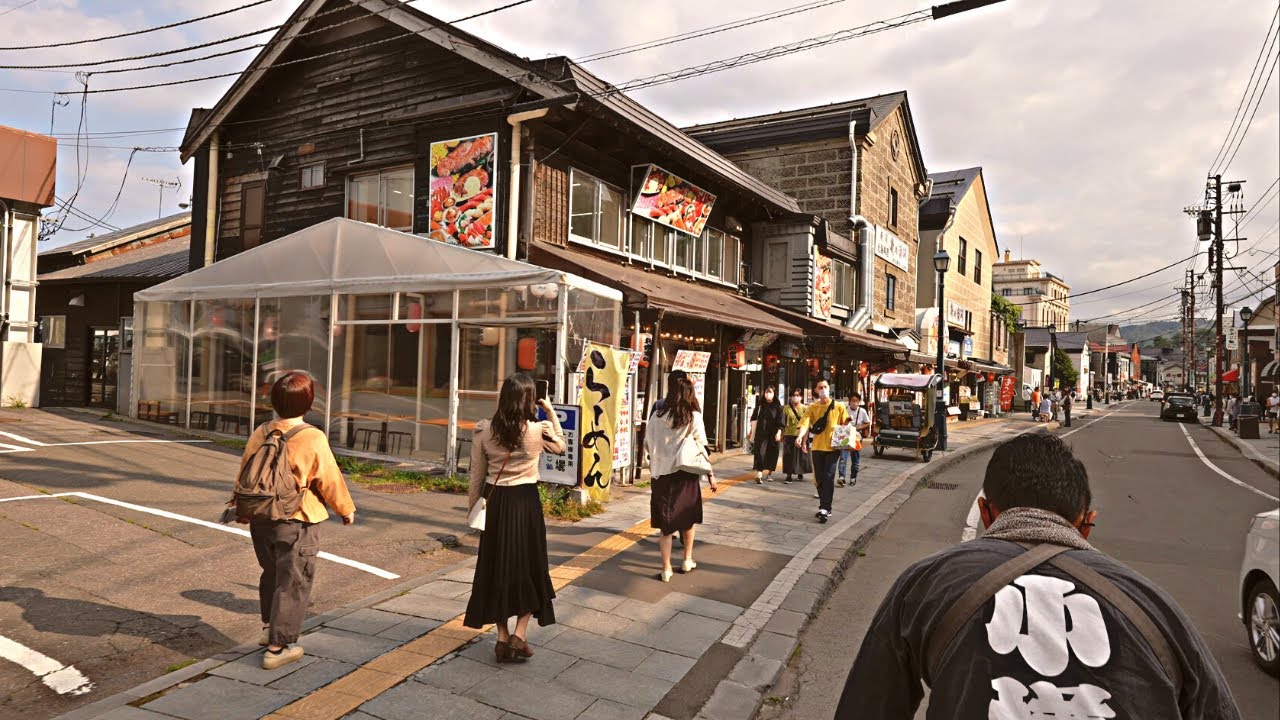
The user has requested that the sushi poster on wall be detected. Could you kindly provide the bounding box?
[428,133,497,249]
[631,164,716,237]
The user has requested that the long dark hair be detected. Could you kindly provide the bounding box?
[656,374,700,430]
[491,373,537,451]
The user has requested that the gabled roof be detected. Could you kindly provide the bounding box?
[928,167,981,204]
[39,236,190,282]
[134,218,608,301]
[681,91,928,187]
[920,167,999,255]
[41,212,192,258]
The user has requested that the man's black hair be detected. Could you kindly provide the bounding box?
[983,433,1091,522]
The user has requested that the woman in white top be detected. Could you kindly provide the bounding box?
[464,373,566,664]
[646,374,718,583]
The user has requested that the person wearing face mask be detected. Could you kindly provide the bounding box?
[749,387,785,484]
[837,393,873,487]
[795,378,852,523]
[781,390,810,486]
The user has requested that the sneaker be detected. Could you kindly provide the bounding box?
[262,645,304,670]
[755,476,763,484]
[837,478,846,487]
[815,510,824,518]
[783,477,792,485]
[813,492,819,499]
[764,476,773,482]
[818,510,830,524]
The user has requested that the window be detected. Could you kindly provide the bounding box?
[569,170,623,250]
[1023,287,1034,296]
[724,234,742,286]
[693,230,707,275]
[706,229,723,279]
[40,315,66,348]
[889,185,899,227]
[965,310,973,332]
[832,259,854,307]
[885,273,897,311]
[241,180,266,250]
[974,249,983,284]
[957,237,968,276]
[673,230,693,270]
[1001,288,1011,297]
[346,166,413,231]
[300,162,325,190]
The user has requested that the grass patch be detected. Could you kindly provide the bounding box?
[165,659,198,673]
[351,469,468,494]
[3,396,28,409]
[538,484,604,521]
[336,455,384,474]
[635,480,651,489]
[100,412,125,422]
[213,437,248,451]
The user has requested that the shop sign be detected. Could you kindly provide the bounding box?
[537,404,579,486]
[962,336,974,358]
[813,251,833,320]
[631,164,716,237]
[1226,327,1238,350]
[579,343,631,501]
[948,339,961,357]
[779,338,803,358]
[874,225,910,271]
[672,350,711,373]
[428,132,498,248]
[999,375,1017,411]
[614,382,633,469]
[947,300,967,327]
[740,331,779,352]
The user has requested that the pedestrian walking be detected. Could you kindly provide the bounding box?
[1061,387,1073,427]
[1030,387,1041,420]
[464,373,566,663]
[232,372,356,671]
[782,390,810,486]
[1050,388,1061,422]
[645,373,717,583]
[1228,393,1240,431]
[1038,392,1052,423]
[1202,392,1212,417]
[835,433,1242,720]
[1267,390,1279,433]
[796,378,851,524]
[748,387,784,484]
[837,393,872,487]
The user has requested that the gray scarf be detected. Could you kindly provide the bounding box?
[981,506,1095,551]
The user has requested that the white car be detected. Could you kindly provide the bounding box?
[1150,389,1164,402]
[1240,508,1280,676]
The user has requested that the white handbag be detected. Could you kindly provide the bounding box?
[467,451,510,532]
[674,422,712,476]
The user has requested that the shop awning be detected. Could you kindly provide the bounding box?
[738,297,907,356]
[1262,360,1279,380]
[908,351,962,370]
[531,244,803,337]
[969,359,1014,376]
[1222,368,1240,383]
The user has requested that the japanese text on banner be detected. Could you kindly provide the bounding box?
[579,343,630,502]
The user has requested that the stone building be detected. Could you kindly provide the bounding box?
[992,252,1071,329]
[685,92,929,340]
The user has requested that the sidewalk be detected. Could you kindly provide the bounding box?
[1199,417,1280,476]
[61,415,1050,720]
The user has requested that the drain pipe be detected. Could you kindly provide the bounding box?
[506,108,549,260]
[0,198,9,391]
[203,133,220,267]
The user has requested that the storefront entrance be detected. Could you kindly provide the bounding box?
[88,327,120,408]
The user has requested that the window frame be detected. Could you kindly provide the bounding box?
[889,184,899,227]
[974,249,983,285]
[41,315,66,348]
[300,162,325,190]
[344,165,414,232]
[885,273,897,312]
[831,258,854,309]
[568,168,625,252]
[957,237,968,276]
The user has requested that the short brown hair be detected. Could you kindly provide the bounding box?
[271,372,315,419]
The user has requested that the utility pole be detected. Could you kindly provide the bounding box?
[1211,174,1225,425]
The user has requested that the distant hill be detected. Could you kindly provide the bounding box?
[1119,319,1213,349]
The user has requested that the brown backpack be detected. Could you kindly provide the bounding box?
[234,424,312,522]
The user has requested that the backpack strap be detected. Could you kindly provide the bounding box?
[279,423,313,441]
[925,543,1071,681]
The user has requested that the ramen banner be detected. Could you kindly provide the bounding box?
[631,164,716,237]
[578,342,631,501]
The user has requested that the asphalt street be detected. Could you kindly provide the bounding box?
[0,409,472,720]
[758,401,1280,720]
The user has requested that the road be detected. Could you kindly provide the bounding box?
[0,408,472,719]
[758,401,1280,720]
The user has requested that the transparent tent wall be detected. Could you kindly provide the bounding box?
[134,300,190,426]
[565,286,622,369]
[190,299,256,436]
[257,296,332,431]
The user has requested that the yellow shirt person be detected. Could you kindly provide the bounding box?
[796,382,852,453]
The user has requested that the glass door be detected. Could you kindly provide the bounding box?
[89,328,120,408]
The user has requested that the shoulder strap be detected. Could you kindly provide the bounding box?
[925,543,1071,681]
[1048,553,1182,688]
[281,423,312,441]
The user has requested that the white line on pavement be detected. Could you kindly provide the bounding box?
[0,442,34,454]
[0,431,46,446]
[40,440,213,447]
[0,492,400,579]
[0,634,93,696]
[1177,424,1279,503]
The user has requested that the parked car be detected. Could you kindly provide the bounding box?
[1160,393,1198,422]
[1150,389,1164,401]
[1240,509,1280,676]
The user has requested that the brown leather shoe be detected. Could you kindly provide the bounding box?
[509,636,534,659]
[495,639,524,663]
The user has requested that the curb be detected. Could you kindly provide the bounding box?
[1202,423,1280,477]
[691,423,1052,720]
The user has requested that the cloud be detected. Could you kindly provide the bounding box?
[2,0,1274,324]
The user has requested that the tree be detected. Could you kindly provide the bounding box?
[991,292,1021,333]
[1051,348,1079,389]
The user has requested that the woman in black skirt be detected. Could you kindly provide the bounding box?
[465,373,566,663]
[782,389,811,485]
[645,374,718,582]
[749,387,784,484]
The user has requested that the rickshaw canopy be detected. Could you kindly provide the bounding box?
[875,373,942,391]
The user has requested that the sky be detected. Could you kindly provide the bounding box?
[1,0,1277,324]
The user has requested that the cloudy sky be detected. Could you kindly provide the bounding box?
[1,0,1276,323]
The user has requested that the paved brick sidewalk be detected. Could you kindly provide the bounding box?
[1199,418,1280,475]
[60,416,1049,720]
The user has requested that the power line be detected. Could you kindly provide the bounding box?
[1009,251,1203,305]
[0,0,281,51]
[0,0,43,18]
[1217,51,1279,176]
[1207,6,1279,176]
[1082,292,1181,323]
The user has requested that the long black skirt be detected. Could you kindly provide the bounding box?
[650,470,703,536]
[752,436,781,471]
[782,437,812,476]
[464,484,556,628]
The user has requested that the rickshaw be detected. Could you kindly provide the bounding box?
[872,373,942,462]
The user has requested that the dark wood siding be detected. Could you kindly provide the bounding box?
[213,2,525,255]
[533,163,568,248]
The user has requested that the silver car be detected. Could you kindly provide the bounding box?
[1240,508,1280,676]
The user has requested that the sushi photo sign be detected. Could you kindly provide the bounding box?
[631,164,716,237]
[428,132,498,249]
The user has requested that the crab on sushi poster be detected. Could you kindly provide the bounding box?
[428,132,498,249]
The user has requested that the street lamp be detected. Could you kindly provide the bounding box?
[934,250,950,452]
[1240,306,1253,401]
[1046,322,1057,393]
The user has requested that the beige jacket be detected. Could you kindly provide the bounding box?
[468,418,567,510]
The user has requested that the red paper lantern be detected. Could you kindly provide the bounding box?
[858,361,869,379]
[406,301,423,333]
[807,358,821,377]
[764,354,781,374]
[986,372,996,382]
[725,342,746,369]
[517,337,538,371]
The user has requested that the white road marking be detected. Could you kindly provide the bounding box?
[0,492,400,579]
[1177,424,1280,503]
[0,442,34,454]
[0,431,46,446]
[40,440,212,447]
[0,635,93,696]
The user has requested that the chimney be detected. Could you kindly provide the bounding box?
[1003,249,1011,262]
